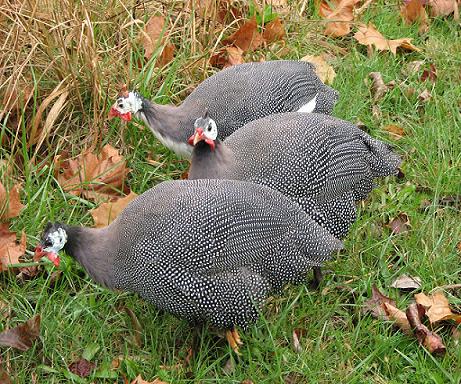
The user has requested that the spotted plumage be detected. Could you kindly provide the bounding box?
[189,112,402,239]
[35,179,342,329]
[109,61,339,158]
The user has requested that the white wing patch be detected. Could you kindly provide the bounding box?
[297,93,318,113]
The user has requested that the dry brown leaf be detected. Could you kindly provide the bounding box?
[415,291,461,324]
[140,15,175,66]
[428,0,459,19]
[401,0,429,33]
[363,285,396,319]
[55,144,130,202]
[90,191,138,228]
[0,224,26,271]
[210,46,245,68]
[391,274,421,290]
[384,124,405,140]
[369,72,395,102]
[292,329,302,353]
[0,315,40,351]
[0,183,24,221]
[418,89,432,102]
[406,303,446,355]
[402,60,425,76]
[320,0,359,37]
[255,0,290,14]
[0,365,12,384]
[383,302,412,334]
[131,375,169,384]
[387,213,410,234]
[223,18,264,52]
[68,359,96,378]
[354,23,421,55]
[421,63,437,82]
[262,17,286,43]
[301,55,336,84]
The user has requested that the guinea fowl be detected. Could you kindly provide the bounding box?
[34,179,342,352]
[188,112,402,240]
[108,61,339,158]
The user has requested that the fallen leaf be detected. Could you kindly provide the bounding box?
[131,375,169,384]
[418,89,432,102]
[55,144,130,202]
[241,380,254,384]
[457,241,461,253]
[0,366,12,384]
[415,291,461,324]
[210,46,245,68]
[262,17,286,43]
[383,302,412,334]
[369,72,395,102]
[354,23,421,55]
[0,183,24,221]
[0,224,26,271]
[255,0,290,15]
[421,63,437,82]
[68,358,96,378]
[292,329,302,353]
[406,303,446,355]
[90,191,138,228]
[428,0,459,19]
[140,15,175,66]
[0,315,40,351]
[384,124,405,140]
[401,0,429,33]
[223,18,264,52]
[402,60,425,76]
[452,326,461,344]
[319,0,359,37]
[391,274,421,290]
[363,285,396,319]
[301,55,336,84]
[387,213,410,234]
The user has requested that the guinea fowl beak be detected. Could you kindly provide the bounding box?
[192,127,204,146]
[34,245,60,267]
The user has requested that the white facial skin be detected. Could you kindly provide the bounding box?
[195,117,218,140]
[43,228,68,254]
[114,92,143,115]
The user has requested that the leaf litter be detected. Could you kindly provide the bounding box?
[90,191,138,228]
[0,224,26,271]
[0,183,24,221]
[301,54,336,84]
[364,286,461,355]
[0,315,40,351]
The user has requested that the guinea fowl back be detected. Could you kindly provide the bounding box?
[109,179,342,328]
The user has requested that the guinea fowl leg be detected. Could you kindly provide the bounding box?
[226,328,243,353]
[309,267,323,290]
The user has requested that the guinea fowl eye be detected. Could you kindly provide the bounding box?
[118,103,124,109]
[44,239,52,247]
[207,125,212,132]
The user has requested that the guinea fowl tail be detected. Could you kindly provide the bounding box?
[359,131,402,178]
[314,85,339,114]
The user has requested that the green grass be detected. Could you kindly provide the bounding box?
[1,0,461,383]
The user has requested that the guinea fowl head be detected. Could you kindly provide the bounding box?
[188,112,218,151]
[108,89,143,122]
[34,222,68,267]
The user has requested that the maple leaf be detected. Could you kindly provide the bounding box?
[387,213,410,234]
[140,15,175,66]
[319,0,360,37]
[401,0,429,33]
[354,23,421,55]
[0,315,40,351]
[210,46,244,68]
[223,18,264,52]
[55,144,130,202]
[369,72,396,102]
[428,0,459,19]
[262,17,286,43]
[301,54,336,84]
[0,183,24,221]
[90,191,138,228]
[363,285,396,319]
[0,224,26,271]
[415,291,461,324]
[383,302,412,334]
